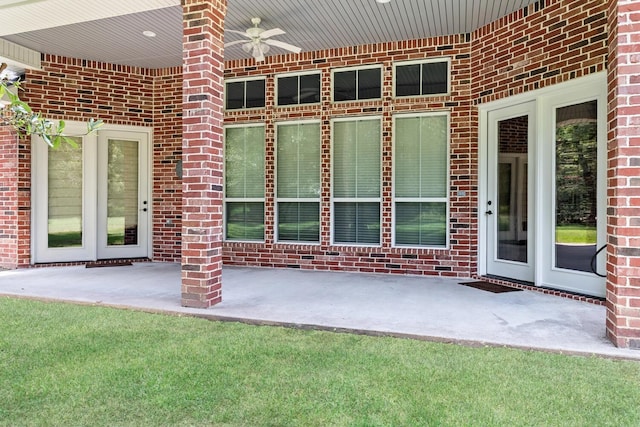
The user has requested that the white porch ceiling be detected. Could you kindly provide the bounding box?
[0,0,540,70]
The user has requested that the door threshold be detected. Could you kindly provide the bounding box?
[479,275,605,305]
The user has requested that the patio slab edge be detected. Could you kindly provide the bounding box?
[3,292,639,362]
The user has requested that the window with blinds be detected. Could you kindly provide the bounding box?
[394,113,449,247]
[332,117,381,245]
[276,121,321,242]
[224,125,265,241]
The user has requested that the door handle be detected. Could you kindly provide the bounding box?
[485,210,493,215]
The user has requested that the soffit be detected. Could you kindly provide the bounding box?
[0,0,540,70]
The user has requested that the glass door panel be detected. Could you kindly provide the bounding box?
[47,137,83,248]
[554,101,598,272]
[497,116,529,264]
[107,139,139,247]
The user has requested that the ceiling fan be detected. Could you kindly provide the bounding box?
[225,17,302,62]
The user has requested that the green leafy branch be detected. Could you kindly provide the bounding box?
[1,66,103,148]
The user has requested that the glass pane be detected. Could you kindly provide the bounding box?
[356,120,381,197]
[278,202,319,242]
[334,70,356,101]
[277,123,320,198]
[277,76,298,105]
[358,68,381,100]
[333,120,357,197]
[48,138,83,248]
[497,115,528,263]
[419,115,447,198]
[107,139,139,246]
[396,64,420,97]
[225,81,244,110]
[422,61,448,95]
[245,79,265,108]
[395,202,446,246]
[334,202,380,244]
[225,126,265,198]
[395,115,447,198]
[334,119,380,198]
[299,74,320,104]
[395,117,420,197]
[226,202,264,241]
[555,100,598,272]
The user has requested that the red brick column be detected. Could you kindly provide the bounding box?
[181,0,226,308]
[606,0,640,349]
[0,126,18,269]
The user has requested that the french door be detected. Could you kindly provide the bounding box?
[485,102,536,282]
[482,74,607,297]
[33,124,151,263]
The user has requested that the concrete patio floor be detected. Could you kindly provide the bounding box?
[0,262,638,360]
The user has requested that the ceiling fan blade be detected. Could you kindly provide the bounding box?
[259,28,285,39]
[224,40,248,47]
[227,29,249,37]
[264,39,302,53]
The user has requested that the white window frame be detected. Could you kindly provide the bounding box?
[274,119,322,244]
[331,65,383,103]
[392,111,450,249]
[223,122,266,243]
[275,70,322,107]
[393,57,451,98]
[224,76,267,111]
[330,116,383,246]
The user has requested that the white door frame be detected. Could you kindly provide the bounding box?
[479,72,607,297]
[31,123,153,263]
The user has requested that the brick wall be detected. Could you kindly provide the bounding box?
[606,0,640,349]
[220,0,609,278]
[4,0,612,279]
[222,35,475,277]
[0,126,18,268]
[472,0,608,105]
[153,67,183,262]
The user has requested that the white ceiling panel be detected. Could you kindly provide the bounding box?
[0,0,540,70]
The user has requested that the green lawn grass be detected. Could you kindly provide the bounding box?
[1,298,639,426]
[556,224,597,244]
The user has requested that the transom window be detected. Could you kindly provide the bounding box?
[394,58,450,97]
[332,66,382,102]
[394,113,449,247]
[332,117,381,245]
[276,72,321,106]
[225,78,266,110]
[224,124,265,241]
[276,121,321,242]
